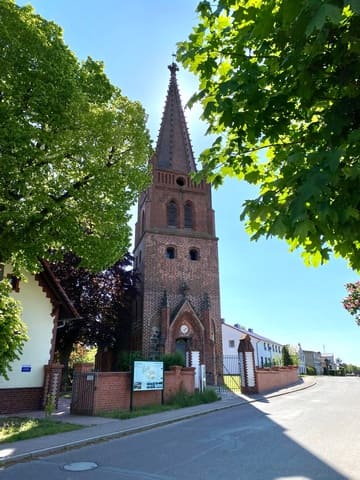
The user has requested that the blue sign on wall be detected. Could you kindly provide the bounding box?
[21,365,32,372]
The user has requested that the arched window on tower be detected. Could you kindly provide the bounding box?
[189,248,199,261]
[167,200,177,227]
[166,246,176,259]
[184,201,193,229]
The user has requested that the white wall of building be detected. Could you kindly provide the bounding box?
[222,323,240,356]
[0,270,54,388]
[222,323,283,369]
[256,340,282,368]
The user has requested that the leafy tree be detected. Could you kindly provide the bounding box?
[282,345,294,366]
[51,253,137,374]
[343,363,360,375]
[0,280,28,380]
[343,281,360,324]
[178,0,360,270]
[0,1,151,274]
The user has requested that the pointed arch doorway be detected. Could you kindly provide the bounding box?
[175,337,201,390]
[175,338,188,361]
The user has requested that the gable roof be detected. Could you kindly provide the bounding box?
[37,260,80,320]
[171,298,203,329]
[223,322,282,346]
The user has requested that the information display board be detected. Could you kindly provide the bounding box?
[132,361,164,391]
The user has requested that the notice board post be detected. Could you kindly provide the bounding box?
[130,361,164,411]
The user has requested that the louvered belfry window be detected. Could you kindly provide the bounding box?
[184,202,193,229]
[167,200,177,227]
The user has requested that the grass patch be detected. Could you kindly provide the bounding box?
[101,404,175,420]
[167,388,219,407]
[101,388,220,420]
[0,417,83,444]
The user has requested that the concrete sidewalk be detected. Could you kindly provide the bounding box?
[0,377,316,467]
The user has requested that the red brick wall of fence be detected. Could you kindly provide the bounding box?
[255,366,299,394]
[255,366,299,393]
[0,387,42,414]
[0,363,63,414]
[71,365,195,415]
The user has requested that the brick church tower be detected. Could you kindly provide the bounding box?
[133,63,223,385]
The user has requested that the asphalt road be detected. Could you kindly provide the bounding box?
[2,377,360,479]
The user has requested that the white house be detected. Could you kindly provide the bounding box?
[304,350,322,375]
[222,322,283,370]
[0,262,79,413]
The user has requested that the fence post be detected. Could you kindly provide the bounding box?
[43,363,63,409]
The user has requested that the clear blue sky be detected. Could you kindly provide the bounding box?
[19,0,360,364]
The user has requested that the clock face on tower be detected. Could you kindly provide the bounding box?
[180,324,189,335]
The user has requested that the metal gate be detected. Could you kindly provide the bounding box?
[221,354,242,393]
[71,371,97,415]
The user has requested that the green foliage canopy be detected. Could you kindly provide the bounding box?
[0,1,152,273]
[51,252,137,372]
[282,345,294,366]
[0,281,28,380]
[178,0,360,270]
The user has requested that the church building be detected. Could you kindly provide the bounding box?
[133,63,223,385]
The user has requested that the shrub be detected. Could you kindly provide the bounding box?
[161,352,185,370]
[115,351,144,371]
[167,388,219,407]
[306,366,317,375]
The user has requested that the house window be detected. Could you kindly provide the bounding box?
[229,340,235,348]
[167,200,177,227]
[264,342,267,350]
[189,248,199,261]
[184,202,193,229]
[166,247,176,259]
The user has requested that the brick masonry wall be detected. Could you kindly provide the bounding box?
[255,366,299,394]
[164,366,195,401]
[133,167,223,380]
[93,372,131,412]
[83,367,195,415]
[0,387,42,414]
[140,232,222,362]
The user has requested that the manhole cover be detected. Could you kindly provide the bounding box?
[63,462,98,472]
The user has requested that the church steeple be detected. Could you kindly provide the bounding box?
[133,64,223,384]
[155,62,197,173]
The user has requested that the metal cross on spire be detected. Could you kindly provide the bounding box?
[168,53,179,74]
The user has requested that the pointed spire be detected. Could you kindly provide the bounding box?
[155,63,196,173]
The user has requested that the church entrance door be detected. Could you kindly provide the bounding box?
[175,339,201,389]
[175,338,187,362]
